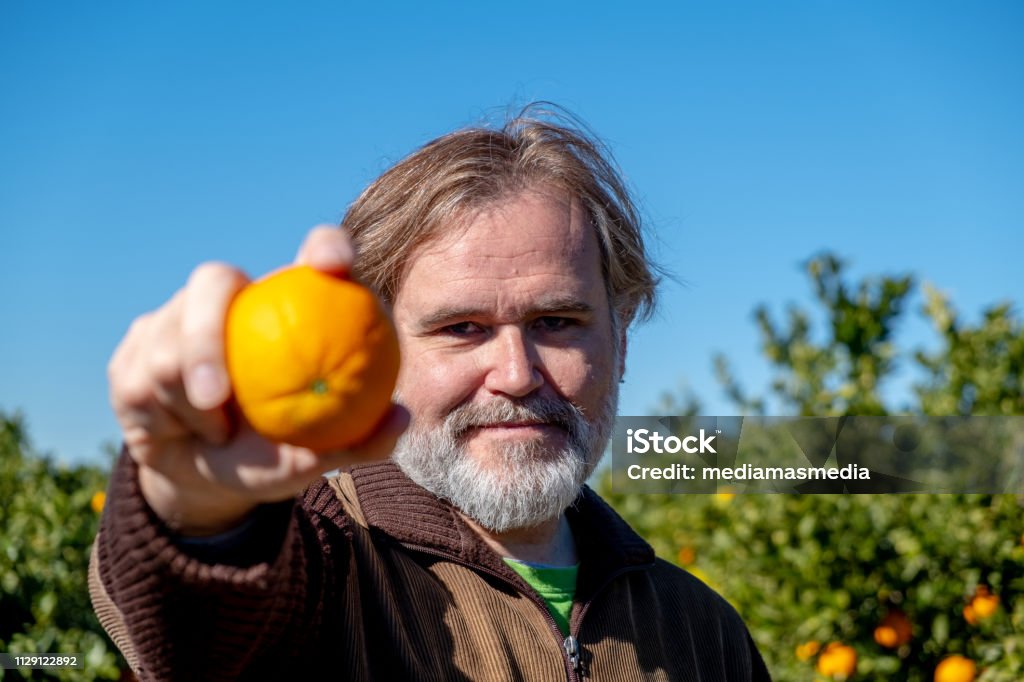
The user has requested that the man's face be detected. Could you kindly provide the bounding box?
[389,187,622,531]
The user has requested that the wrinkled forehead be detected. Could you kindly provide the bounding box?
[397,187,599,293]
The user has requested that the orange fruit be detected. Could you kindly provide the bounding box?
[225,265,400,451]
[677,546,696,566]
[816,642,857,678]
[795,640,820,661]
[874,610,913,648]
[969,587,999,620]
[90,491,106,514]
[934,655,976,682]
[714,487,736,505]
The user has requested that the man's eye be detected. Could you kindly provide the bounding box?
[442,321,483,336]
[535,317,573,331]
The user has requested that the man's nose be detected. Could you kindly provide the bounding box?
[483,326,544,398]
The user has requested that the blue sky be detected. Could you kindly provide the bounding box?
[2,2,1021,464]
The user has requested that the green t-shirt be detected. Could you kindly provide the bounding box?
[503,558,579,637]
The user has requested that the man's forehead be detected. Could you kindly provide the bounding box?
[390,187,608,321]
[408,188,591,267]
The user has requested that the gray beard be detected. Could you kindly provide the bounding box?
[391,386,617,533]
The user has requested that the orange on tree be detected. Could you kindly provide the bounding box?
[816,642,857,678]
[714,487,736,505]
[873,609,913,648]
[969,586,999,620]
[795,640,820,661]
[225,265,400,451]
[934,654,976,682]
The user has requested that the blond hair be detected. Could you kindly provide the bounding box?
[343,103,658,328]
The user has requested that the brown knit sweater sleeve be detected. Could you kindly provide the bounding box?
[88,450,350,681]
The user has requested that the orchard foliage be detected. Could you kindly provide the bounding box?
[603,253,1024,681]
[0,414,124,681]
[604,486,1024,681]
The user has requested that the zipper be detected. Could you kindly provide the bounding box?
[563,634,581,675]
[405,542,654,681]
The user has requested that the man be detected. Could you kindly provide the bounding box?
[91,106,771,680]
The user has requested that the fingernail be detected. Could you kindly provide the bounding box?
[331,237,354,263]
[324,243,354,276]
[309,242,353,278]
[189,363,226,408]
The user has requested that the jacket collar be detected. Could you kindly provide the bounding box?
[339,461,656,599]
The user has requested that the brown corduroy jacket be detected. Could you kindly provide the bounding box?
[90,454,771,681]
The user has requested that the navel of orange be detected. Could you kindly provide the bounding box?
[225,265,400,451]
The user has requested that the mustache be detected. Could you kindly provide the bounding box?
[445,395,587,441]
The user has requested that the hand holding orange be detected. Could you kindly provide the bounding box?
[225,265,401,452]
[109,226,406,535]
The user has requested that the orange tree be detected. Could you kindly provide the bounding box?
[601,254,1024,681]
[0,413,124,681]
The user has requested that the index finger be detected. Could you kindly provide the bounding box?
[180,262,250,410]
